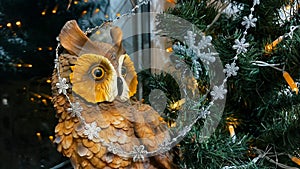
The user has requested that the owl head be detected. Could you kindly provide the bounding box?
[59,20,138,103]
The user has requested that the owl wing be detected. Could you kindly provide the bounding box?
[132,103,178,169]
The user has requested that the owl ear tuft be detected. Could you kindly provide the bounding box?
[110,26,125,55]
[110,26,123,47]
[59,20,100,56]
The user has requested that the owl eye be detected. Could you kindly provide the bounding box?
[91,67,105,80]
[121,66,127,77]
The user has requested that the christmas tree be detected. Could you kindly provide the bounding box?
[0,0,299,168]
[155,0,300,168]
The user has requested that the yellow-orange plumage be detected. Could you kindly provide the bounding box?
[52,20,177,169]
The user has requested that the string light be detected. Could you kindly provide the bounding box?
[74,1,79,5]
[283,71,298,94]
[81,10,87,16]
[116,13,121,17]
[14,64,32,68]
[52,5,58,14]
[16,21,21,27]
[84,0,88,2]
[48,47,53,51]
[289,155,300,166]
[46,79,51,83]
[38,47,42,51]
[252,61,299,95]
[36,132,42,141]
[166,47,173,52]
[49,136,54,142]
[94,8,100,14]
[42,99,47,105]
[6,22,12,28]
[105,14,109,18]
[264,36,283,53]
[166,0,176,4]
[228,125,236,143]
[41,10,46,16]
[0,25,3,29]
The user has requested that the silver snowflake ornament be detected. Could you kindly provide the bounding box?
[83,122,101,140]
[107,143,120,154]
[139,0,150,4]
[54,58,59,69]
[67,102,83,117]
[253,0,260,5]
[198,35,212,49]
[198,51,217,63]
[159,140,171,152]
[184,31,196,49]
[56,77,69,95]
[184,31,217,64]
[223,62,239,77]
[210,85,227,100]
[241,14,257,29]
[200,108,211,119]
[232,38,249,54]
[131,145,146,162]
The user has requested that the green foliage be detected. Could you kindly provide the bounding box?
[153,0,300,168]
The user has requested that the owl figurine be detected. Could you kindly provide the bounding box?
[51,20,177,169]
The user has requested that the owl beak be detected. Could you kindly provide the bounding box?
[117,77,123,96]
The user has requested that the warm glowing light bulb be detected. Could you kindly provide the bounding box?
[36,132,42,141]
[228,125,236,143]
[166,47,173,52]
[116,13,121,17]
[167,0,176,4]
[16,21,21,27]
[228,125,235,137]
[48,47,53,51]
[290,156,300,166]
[265,44,273,51]
[42,99,47,105]
[49,136,54,142]
[46,79,51,83]
[265,36,283,53]
[38,47,42,51]
[94,8,100,13]
[6,23,12,28]
[283,71,299,94]
[52,5,58,14]
[81,10,87,15]
[74,1,79,4]
[41,10,46,15]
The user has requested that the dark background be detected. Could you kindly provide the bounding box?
[0,0,135,168]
